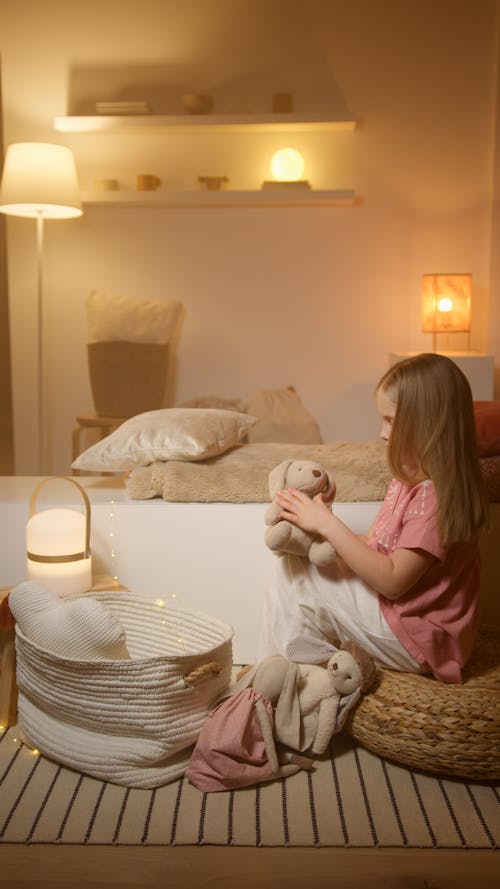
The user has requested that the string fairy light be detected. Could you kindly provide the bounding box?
[151,594,186,652]
[6,731,38,754]
[108,499,119,586]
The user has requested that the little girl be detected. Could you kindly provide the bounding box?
[260,353,489,683]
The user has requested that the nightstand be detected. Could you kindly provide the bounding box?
[388,351,494,400]
[0,589,17,729]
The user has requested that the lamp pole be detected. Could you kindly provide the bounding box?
[0,142,82,475]
[36,212,44,474]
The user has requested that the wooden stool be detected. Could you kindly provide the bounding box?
[346,630,500,781]
[72,414,127,475]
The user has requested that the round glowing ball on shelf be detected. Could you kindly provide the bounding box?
[270,148,305,182]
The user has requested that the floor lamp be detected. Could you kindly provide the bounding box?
[0,142,83,474]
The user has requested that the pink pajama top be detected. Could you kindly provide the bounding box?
[367,478,480,683]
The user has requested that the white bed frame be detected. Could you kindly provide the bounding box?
[1,477,497,663]
[0,477,382,663]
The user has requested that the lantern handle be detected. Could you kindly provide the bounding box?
[29,476,91,558]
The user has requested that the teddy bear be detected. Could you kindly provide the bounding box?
[264,459,337,566]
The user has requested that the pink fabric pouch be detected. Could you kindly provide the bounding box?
[186,688,276,792]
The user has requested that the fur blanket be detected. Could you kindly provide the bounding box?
[125,441,391,503]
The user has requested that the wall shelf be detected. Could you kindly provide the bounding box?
[63,112,359,206]
[81,188,358,208]
[54,112,357,134]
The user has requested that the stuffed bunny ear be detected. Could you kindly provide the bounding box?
[268,460,294,498]
[334,687,362,734]
[274,662,302,749]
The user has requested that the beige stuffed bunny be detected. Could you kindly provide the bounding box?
[264,459,337,566]
[237,640,376,757]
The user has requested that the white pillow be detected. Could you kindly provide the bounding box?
[71,408,257,472]
[87,290,183,344]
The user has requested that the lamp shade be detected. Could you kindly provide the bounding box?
[0,142,82,219]
[26,478,92,597]
[422,273,472,333]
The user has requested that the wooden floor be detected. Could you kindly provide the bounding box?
[1,845,498,888]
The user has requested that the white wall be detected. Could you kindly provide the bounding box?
[1,0,498,474]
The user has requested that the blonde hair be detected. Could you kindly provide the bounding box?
[376,353,489,546]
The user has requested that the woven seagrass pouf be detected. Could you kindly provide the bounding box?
[346,631,500,781]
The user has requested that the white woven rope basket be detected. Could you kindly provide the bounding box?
[15,590,233,788]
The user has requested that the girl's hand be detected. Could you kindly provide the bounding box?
[275,488,332,536]
[277,487,437,599]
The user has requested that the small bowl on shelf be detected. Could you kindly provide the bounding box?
[182,93,214,115]
[197,176,229,191]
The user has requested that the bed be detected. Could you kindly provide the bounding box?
[1,433,499,662]
[2,400,378,659]
[1,397,498,662]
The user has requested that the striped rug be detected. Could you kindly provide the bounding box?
[0,726,498,848]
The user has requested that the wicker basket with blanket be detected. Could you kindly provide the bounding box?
[12,587,233,788]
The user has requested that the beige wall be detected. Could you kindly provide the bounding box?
[0,0,498,474]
